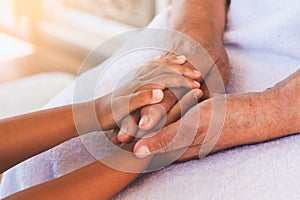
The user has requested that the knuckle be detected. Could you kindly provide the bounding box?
[157,136,171,153]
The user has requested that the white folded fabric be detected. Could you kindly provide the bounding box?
[1,1,300,199]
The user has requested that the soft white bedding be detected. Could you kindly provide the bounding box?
[1,1,300,199]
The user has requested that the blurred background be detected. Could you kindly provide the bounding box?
[0,0,172,181]
[0,0,171,83]
[0,0,171,120]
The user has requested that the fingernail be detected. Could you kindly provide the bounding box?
[139,115,151,127]
[152,89,163,101]
[118,129,128,141]
[135,145,150,158]
[193,90,203,99]
[194,81,201,88]
[118,130,126,136]
[175,55,187,64]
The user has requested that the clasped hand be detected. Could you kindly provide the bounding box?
[94,54,203,138]
[92,55,208,161]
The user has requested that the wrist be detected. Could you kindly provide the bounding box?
[229,88,298,146]
[213,92,266,152]
[169,0,227,45]
[263,85,300,135]
[72,101,100,134]
[169,25,224,51]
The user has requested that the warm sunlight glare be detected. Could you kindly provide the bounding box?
[0,32,33,62]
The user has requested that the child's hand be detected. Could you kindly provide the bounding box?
[94,60,202,131]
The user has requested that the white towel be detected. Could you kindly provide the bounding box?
[1,1,300,199]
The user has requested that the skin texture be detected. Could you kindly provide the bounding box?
[5,153,153,200]
[169,0,230,84]
[3,0,299,198]
[0,62,202,199]
[117,0,230,143]
[133,69,300,162]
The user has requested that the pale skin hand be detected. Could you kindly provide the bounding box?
[0,63,202,199]
[133,69,300,162]
[117,0,230,142]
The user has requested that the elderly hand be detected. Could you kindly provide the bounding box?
[114,0,231,144]
[115,47,229,142]
[113,0,231,147]
[132,69,300,162]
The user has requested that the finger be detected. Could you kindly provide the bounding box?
[139,104,166,130]
[118,111,140,143]
[138,74,201,91]
[133,121,181,158]
[159,74,201,89]
[138,63,202,82]
[134,98,207,158]
[139,88,186,130]
[165,89,203,125]
[162,64,203,81]
[102,89,163,130]
[168,55,187,65]
[153,55,204,82]
[134,118,201,159]
[152,54,187,65]
[167,64,202,81]
[114,89,164,120]
[150,89,203,131]
[163,74,201,89]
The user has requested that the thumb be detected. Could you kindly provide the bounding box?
[133,120,196,158]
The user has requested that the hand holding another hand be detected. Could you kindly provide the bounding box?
[114,55,204,144]
[94,55,203,132]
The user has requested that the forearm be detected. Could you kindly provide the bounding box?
[0,102,97,173]
[260,69,300,138]
[0,62,195,172]
[132,71,298,161]
[5,153,152,200]
[170,0,228,48]
[214,69,300,152]
[170,0,230,86]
